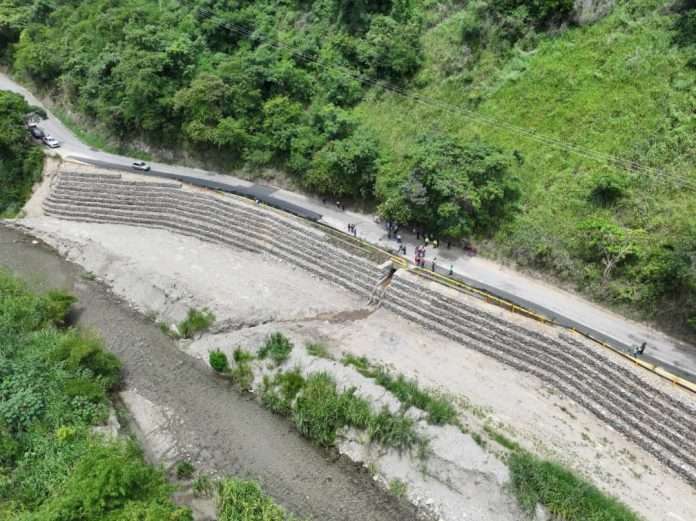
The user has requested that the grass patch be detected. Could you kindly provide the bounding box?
[258,332,293,366]
[508,450,641,521]
[230,363,254,391]
[342,355,458,426]
[217,478,302,520]
[305,342,333,360]
[193,475,214,498]
[262,369,307,416]
[483,424,521,452]
[388,478,408,498]
[178,308,215,339]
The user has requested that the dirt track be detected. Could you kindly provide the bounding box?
[0,225,418,521]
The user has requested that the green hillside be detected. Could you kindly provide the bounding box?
[1,0,695,333]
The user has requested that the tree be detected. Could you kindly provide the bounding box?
[304,126,380,198]
[378,133,519,240]
[0,90,43,215]
[359,15,422,81]
[577,217,643,283]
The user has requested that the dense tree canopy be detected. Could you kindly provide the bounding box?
[0,90,42,216]
[3,0,423,199]
[378,134,520,240]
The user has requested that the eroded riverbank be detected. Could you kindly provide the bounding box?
[0,224,418,521]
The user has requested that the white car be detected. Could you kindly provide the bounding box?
[132,161,151,172]
[42,135,60,148]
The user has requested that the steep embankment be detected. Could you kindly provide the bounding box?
[358,0,696,333]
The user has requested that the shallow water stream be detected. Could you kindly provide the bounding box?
[0,224,417,521]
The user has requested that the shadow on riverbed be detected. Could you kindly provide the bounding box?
[0,224,419,521]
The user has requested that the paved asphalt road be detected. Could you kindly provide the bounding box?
[3,72,695,381]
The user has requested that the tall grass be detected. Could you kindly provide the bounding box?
[258,332,293,365]
[217,479,302,521]
[263,370,427,453]
[342,354,458,425]
[508,451,641,521]
[177,308,215,339]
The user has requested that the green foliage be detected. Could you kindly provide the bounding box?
[378,133,520,240]
[258,332,294,366]
[291,372,425,452]
[588,170,629,206]
[508,450,641,521]
[0,90,43,216]
[342,354,458,425]
[262,369,306,416]
[208,350,229,373]
[359,2,696,334]
[217,479,300,521]
[49,330,122,389]
[388,478,407,498]
[24,441,192,521]
[178,308,215,339]
[175,460,195,480]
[0,271,189,519]
[233,348,254,364]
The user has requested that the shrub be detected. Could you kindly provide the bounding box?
[588,171,629,206]
[178,308,215,339]
[176,460,195,480]
[258,333,293,366]
[27,441,191,520]
[49,331,122,389]
[43,290,77,327]
[209,350,229,373]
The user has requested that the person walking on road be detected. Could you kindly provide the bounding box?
[449,264,454,276]
[431,257,437,272]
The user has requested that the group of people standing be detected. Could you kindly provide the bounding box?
[347,223,357,237]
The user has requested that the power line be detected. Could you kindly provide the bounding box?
[191,5,696,190]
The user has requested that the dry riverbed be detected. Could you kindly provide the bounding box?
[0,225,418,521]
[11,215,696,521]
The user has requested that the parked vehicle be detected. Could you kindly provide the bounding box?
[42,135,60,148]
[131,161,151,172]
[29,126,45,140]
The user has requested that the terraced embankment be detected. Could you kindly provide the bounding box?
[381,272,696,486]
[43,170,386,299]
[42,168,696,488]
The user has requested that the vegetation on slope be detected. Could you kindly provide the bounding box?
[359,0,696,332]
[2,1,696,333]
[0,90,43,217]
[0,270,191,520]
[508,450,641,521]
